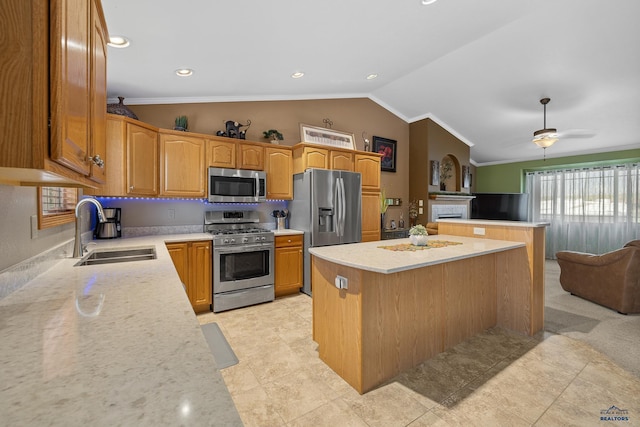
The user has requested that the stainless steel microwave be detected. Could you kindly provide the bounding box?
[208,167,267,203]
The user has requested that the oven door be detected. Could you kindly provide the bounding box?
[213,243,274,293]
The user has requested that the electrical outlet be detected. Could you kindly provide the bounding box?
[473,227,486,236]
[31,215,38,239]
[168,209,175,220]
[418,207,423,215]
[419,199,424,207]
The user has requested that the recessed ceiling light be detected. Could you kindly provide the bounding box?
[366,74,378,80]
[175,69,194,77]
[422,0,438,4]
[107,36,130,48]
[291,72,305,79]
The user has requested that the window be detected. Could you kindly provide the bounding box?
[525,163,640,257]
[37,187,78,229]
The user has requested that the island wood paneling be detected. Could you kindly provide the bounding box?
[442,255,496,349]
[312,245,531,394]
[437,222,545,335]
[360,267,444,392]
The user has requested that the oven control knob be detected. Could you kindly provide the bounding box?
[230,238,236,244]
[242,237,249,243]
[261,236,266,241]
[223,238,230,244]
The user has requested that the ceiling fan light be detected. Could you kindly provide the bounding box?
[533,128,558,148]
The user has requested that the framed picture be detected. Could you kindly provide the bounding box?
[430,160,440,185]
[299,123,355,150]
[462,165,471,188]
[373,136,397,172]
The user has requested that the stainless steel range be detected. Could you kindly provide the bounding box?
[205,210,274,312]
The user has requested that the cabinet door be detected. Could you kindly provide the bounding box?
[207,139,236,168]
[88,0,107,184]
[238,143,264,170]
[330,151,354,171]
[166,242,189,289]
[265,147,293,200]
[50,0,91,176]
[355,154,381,190]
[189,241,212,312]
[160,133,206,197]
[275,235,303,297]
[127,123,158,196]
[294,146,329,173]
[361,191,381,242]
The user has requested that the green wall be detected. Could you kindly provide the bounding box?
[475,148,640,193]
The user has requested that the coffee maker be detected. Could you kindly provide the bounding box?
[95,207,121,239]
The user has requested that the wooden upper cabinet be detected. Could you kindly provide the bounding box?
[0,0,108,187]
[355,154,381,190]
[207,138,236,169]
[265,147,293,200]
[293,145,329,174]
[238,143,264,170]
[89,0,107,184]
[50,0,91,176]
[159,132,206,197]
[330,151,354,171]
[127,122,159,196]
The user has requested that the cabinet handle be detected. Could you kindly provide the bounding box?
[90,154,105,168]
[287,239,292,243]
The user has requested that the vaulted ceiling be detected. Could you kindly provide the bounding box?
[102,0,640,165]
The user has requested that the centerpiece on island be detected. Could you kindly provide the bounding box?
[409,224,428,246]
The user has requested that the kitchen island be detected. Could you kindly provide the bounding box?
[0,234,243,426]
[309,233,536,394]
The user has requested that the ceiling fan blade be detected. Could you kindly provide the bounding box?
[557,129,597,139]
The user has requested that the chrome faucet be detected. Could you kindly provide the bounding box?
[73,198,107,258]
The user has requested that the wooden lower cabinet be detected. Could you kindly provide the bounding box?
[361,191,381,242]
[166,241,212,313]
[274,234,303,297]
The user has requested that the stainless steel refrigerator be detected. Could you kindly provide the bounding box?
[289,168,362,295]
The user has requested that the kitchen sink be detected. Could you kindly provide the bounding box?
[74,246,157,267]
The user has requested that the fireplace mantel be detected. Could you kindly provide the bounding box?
[429,193,476,201]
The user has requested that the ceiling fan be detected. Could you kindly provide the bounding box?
[532,98,558,148]
[531,97,596,158]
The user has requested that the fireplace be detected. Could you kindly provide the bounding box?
[431,204,468,222]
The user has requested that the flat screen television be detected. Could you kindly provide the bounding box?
[471,192,529,221]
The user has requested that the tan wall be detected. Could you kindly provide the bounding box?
[409,118,471,225]
[129,97,411,223]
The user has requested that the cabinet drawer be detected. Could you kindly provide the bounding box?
[275,234,303,248]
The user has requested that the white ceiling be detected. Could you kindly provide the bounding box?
[102,0,640,166]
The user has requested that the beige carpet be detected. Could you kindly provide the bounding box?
[544,260,640,378]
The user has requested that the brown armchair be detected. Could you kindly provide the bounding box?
[556,240,640,314]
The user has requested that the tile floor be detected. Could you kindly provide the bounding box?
[198,291,640,427]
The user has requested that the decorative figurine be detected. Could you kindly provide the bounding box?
[216,119,251,139]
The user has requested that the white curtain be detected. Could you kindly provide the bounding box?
[525,163,640,258]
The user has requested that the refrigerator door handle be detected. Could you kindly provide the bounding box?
[339,177,346,237]
[334,178,340,237]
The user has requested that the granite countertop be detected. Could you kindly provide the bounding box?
[436,218,550,228]
[0,234,242,426]
[272,229,304,236]
[309,234,525,274]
